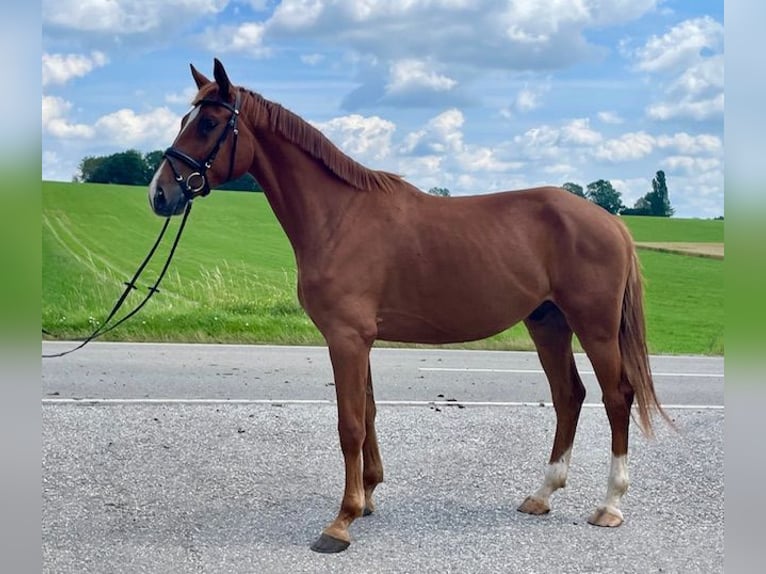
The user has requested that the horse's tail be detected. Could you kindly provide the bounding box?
[619,248,674,438]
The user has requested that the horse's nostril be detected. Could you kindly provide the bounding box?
[154,187,167,209]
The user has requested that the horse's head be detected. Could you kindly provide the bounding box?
[148,59,252,217]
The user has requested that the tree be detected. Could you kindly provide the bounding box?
[77,155,106,183]
[427,186,450,197]
[562,182,585,198]
[586,179,623,214]
[620,170,674,217]
[648,170,674,217]
[89,150,148,186]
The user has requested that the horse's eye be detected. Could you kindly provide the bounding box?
[198,116,218,136]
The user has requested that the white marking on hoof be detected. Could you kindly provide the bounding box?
[592,454,629,525]
[526,448,572,509]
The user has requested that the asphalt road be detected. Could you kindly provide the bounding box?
[42,342,724,573]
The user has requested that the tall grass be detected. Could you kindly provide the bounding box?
[43,182,723,354]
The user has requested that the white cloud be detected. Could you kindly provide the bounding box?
[42,51,108,87]
[386,59,458,95]
[662,155,721,175]
[647,93,724,121]
[42,96,95,138]
[632,16,724,122]
[400,109,464,155]
[514,84,549,113]
[655,132,722,155]
[513,124,562,161]
[43,95,182,147]
[312,114,396,161]
[93,107,181,147]
[671,54,723,98]
[597,111,623,124]
[593,131,655,162]
[202,22,270,57]
[256,0,660,110]
[561,118,602,145]
[635,16,722,74]
[43,0,227,34]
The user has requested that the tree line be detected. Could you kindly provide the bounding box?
[562,170,673,216]
[429,170,674,217]
[75,149,261,191]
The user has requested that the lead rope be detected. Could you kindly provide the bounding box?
[42,201,193,358]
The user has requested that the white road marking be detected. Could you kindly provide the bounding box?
[419,367,724,378]
[41,398,724,409]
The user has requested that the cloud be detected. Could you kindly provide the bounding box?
[311,114,396,161]
[93,107,181,148]
[561,118,602,145]
[201,21,270,58]
[647,93,723,122]
[593,131,655,162]
[42,51,108,87]
[634,16,722,74]
[655,132,722,155]
[42,96,95,138]
[631,16,724,122]
[253,0,660,108]
[386,59,458,95]
[503,82,551,116]
[43,0,227,34]
[597,111,623,124]
[400,109,465,156]
[43,94,180,148]
[662,155,722,176]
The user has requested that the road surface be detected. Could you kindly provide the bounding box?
[42,342,724,573]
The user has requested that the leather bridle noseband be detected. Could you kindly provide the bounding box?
[163,89,242,200]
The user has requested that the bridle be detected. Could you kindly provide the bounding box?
[163,89,243,200]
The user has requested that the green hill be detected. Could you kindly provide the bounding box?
[42,182,723,354]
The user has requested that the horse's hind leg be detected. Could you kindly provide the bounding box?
[578,335,632,527]
[518,302,586,516]
[362,363,384,516]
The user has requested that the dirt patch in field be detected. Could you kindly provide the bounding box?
[636,242,724,259]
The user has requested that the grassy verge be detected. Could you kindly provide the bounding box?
[43,182,723,355]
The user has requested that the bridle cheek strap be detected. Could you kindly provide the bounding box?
[164,89,242,200]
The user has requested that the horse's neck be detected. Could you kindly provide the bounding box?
[247,133,360,253]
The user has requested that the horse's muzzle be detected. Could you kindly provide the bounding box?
[152,185,187,217]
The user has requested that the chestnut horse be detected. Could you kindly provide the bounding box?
[149,59,668,553]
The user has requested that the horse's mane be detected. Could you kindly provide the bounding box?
[207,86,400,193]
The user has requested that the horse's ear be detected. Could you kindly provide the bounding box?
[190,64,210,89]
[213,58,232,101]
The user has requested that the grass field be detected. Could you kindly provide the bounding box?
[42,182,723,355]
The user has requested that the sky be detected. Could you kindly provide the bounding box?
[42,0,724,218]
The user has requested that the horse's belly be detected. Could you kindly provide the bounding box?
[375,298,533,345]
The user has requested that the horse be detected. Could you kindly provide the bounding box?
[148,59,670,553]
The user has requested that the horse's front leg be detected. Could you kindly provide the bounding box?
[310,330,371,553]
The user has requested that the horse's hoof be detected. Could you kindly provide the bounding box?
[310,533,351,553]
[517,496,550,515]
[587,505,624,527]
